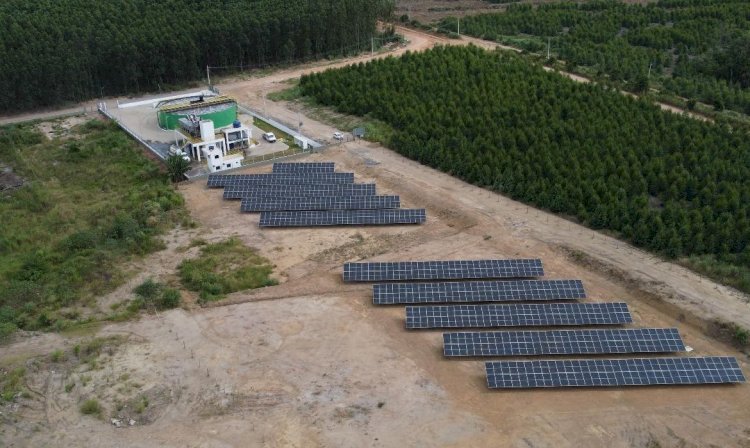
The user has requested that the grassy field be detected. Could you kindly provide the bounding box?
[178,238,277,303]
[0,119,188,338]
[268,80,395,144]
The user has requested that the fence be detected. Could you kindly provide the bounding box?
[97,103,166,163]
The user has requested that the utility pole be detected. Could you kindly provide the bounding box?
[647,61,652,79]
[206,65,211,88]
[457,18,460,36]
[371,37,374,56]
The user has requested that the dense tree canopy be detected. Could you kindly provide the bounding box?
[0,0,393,112]
[301,45,750,265]
[442,0,750,114]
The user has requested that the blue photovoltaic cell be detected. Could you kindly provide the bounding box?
[241,195,400,212]
[272,162,335,173]
[373,279,584,305]
[259,209,426,227]
[405,302,632,329]
[223,183,377,199]
[485,357,746,388]
[344,259,544,282]
[207,172,353,187]
[443,328,685,357]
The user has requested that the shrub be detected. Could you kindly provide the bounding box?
[157,288,181,310]
[80,398,102,416]
[734,327,749,346]
[133,278,161,301]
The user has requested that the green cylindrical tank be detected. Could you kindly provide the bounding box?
[157,97,238,130]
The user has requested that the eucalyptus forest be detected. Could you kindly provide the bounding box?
[0,0,394,112]
[442,0,750,114]
[300,45,750,286]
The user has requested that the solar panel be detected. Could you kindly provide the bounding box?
[373,279,584,305]
[207,172,354,187]
[259,209,426,227]
[405,302,632,329]
[343,259,544,283]
[485,357,746,388]
[443,328,685,357]
[272,162,335,173]
[223,183,377,199]
[241,195,401,212]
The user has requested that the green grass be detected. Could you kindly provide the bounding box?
[267,81,304,102]
[178,237,277,303]
[681,255,750,296]
[0,367,26,401]
[252,117,297,145]
[80,398,102,416]
[130,278,181,311]
[0,120,187,337]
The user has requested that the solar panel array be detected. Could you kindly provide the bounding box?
[373,279,584,305]
[259,209,426,227]
[207,172,354,187]
[223,183,377,199]
[241,195,401,212]
[485,357,746,388]
[344,259,544,282]
[208,161,426,227]
[405,302,632,329]
[443,328,685,357]
[272,162,335,173]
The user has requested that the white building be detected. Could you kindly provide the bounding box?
[180,119,249,173]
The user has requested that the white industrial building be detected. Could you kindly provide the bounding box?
[179,117,251,173]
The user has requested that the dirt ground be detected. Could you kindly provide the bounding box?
[2,21,750,448]
[3,143,750,447]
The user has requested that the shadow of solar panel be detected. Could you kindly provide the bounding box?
[241,195,400,212]
[272,162,335,173]
[444,328,685,357]
[259,209,426,227]
[223,183,377,199]
[405,302,632,329]
[207,172,354,187]
[344,259,544,282]
[373,279,585,304]
[485,357,746,388]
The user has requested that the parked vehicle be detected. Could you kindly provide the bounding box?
[263,132,277,143]
[333,132,344,141]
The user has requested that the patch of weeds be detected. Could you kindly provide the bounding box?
[80,398,102,417]
[1,367,26,401]
[65,381,75,393]
[134,395,149,414]
[178,237,277,303]
[131,278,182,311]
[50,349,66,362]
[734,327,749,346]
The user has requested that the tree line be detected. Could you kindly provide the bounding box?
[0,0,394,112]
[441,0,750,114]
[300,45,750,269]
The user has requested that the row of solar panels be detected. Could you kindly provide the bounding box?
[208,162,427,227]
[345,258,746,388]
